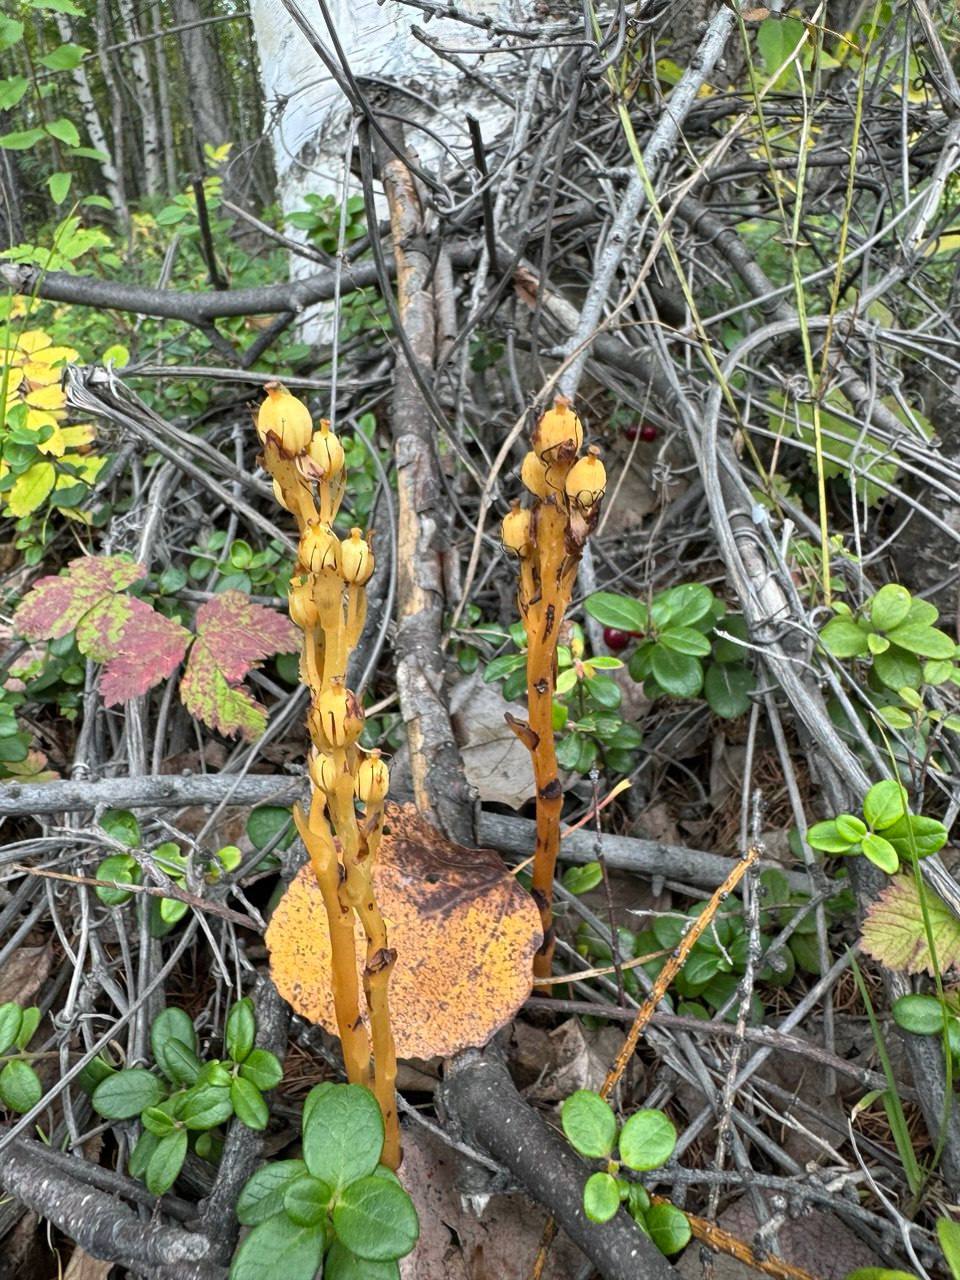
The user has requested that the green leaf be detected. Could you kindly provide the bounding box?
[283,1173,332,1227]
[619,1109,677,1171]
[650,647,703,699]
[874,647,922,691]
[226,997,256,1064]
[236,1159,308,1225]
[325,1241,399,1280]
[45,117,80,147]
[239,1048,283,1092]
[819,616,869,659]
[658,626,712,657]
[482,652,527,683]
[0,1003,23,1055]
[863,780,907,830]
[885,623,956,659]
[159,898,188,926]
[246,806,293,852]
[47,171,72,204]
[302,1082,383,1190]
[15,1007,39,1051]
[584,673,621,709]
[870,585,912,633]
[835,814,867,841]
[861,833,899,875]
[0,128,45,151]
[560,1089,617,1159]
[704,663,755,718]
[877,706,912,730]
[181,1081,234,1130]
[0,18,25,49]
[805,820,856,854]
[231,1076,268,1130]
[94,854,139,906]
[882,813,948,861]
[39,42,87,70]
[141,1104,176,1137]
[585,592,647,634]
[644,1202,692,1255]
[892,994,944,1036]
[129,1130,160,1179]
[101,809,141,847]
[861,876,960,975]
[332,1175,419,1261]
[562,862,603,895]
[938,1218,960,1280]
[92,1068,163,1119]
[145,1129,187,1195]
[229,1215,325,1280]
[845,1271,918,1280]
[26,0,84,13]
[583,1171,620,1224]
[0,1060,42,1113]
[0,76,29,110]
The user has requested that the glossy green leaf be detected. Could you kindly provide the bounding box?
[231,1076,268,1130]
[181,1083,233,1130]
[562,862,603,895]
[229,1215,325,1280]
[226,997,256,1063]
[644,1201,692,1255]
[863,780,907,831]
[325,1240,399,1280]
[885,623,956,659]
[869,585,912,632]
[0,1060,42,1113]
[302,1082,383,1189]
[145,1129,187,1196]
[560,1089,617,1159]
[861,833,899,874]
[585,592,647,634]
[0,1003,22,1056]
[650,647,703,699]
[820,616,869,658]
[704,663,754,718]
[283,1173,332,1227]
[881,813,948,861]
[239,1048,283,1091]
[92,1068,163,1119]
[892,994,944,1036]
[332,1175,419,1261]
[236,1159,308,1225]
[583,1171,620,1224]
[938,1218,960,1280]
[619,1109,677,1172]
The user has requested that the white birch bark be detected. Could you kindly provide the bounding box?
[53,10,128,226]
[115,0,162,196]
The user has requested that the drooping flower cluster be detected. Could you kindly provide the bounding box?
[501,397,605,979]
[256,382,399,1168]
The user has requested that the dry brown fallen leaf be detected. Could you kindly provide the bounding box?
[267,804,542,1059]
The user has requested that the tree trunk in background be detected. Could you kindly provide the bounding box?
[249,0,525,335]
[152,0,179,194]
[115,0,162,196]
[172,0,232,166]
[95,2,128,221]
[53,10,128,228]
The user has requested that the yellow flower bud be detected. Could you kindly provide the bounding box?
[309,683,365,749]
[521,450,551,498]
[288,578,319,629]
[564,448,606,509]
[308,751,340,793]
[340,527,374,585]
[307,420,345,478]
[533,396,583,461]
[257,382,313,454]
[354,750,389,805]
[299,523,340,574]
[272,478,292,512]
[501,505,533,557]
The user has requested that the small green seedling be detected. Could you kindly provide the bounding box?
[806,779,947,875]
[230,1082,419,1280]
[560,1089,690,1254]
[84,999,282,1195]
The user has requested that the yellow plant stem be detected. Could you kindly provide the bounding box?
[293,801,371,1088]
[326,765,401,1168]
[523,500,577,981]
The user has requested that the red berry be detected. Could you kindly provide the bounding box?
[640,423,658,442]
[623,425,639,441]
[603,627,631,651]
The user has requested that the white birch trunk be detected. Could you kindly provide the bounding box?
[249,0,530,337]
[115,0,163,196]
[53,10,128,226]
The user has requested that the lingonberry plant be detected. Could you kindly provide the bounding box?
[230,1083,418,1280]
[255,383,399,1166]
[0,1001,42,1114]
[806,779,947,876]
[500,397,606,977]
[560,1089,690,1253]
[84,1001,283,1196]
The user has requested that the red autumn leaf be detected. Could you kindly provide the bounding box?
[179,590,298,740]
[14,555,145,659]
[100,598,192,705]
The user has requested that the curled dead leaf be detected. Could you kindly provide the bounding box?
[267,804,542,1058]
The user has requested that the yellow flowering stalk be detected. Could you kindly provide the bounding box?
[257,381,400,1167]
[502,398,605,981]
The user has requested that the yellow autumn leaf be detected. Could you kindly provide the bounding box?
[25,384,66,412]
[0,367,24,393]
[55,506,94,524]
[22,361,61,389]
[7,461,55,517]
[61,452,105,482]
[16,330,52,356]
[36,421,65,457]
[26,408,61,432]
[59,423,95,448]
[30,345,79,365]
[925,232,960,258]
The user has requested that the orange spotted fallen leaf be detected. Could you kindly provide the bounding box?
[267,803,542,1059]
